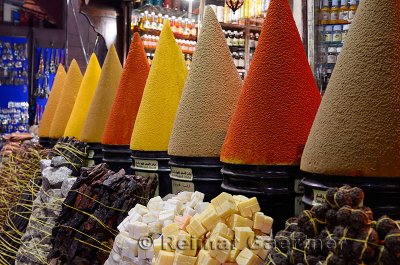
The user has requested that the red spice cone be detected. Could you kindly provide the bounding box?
[220,0,321,166]
[101,33,150,145]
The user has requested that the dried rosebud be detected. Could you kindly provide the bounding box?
[349,187,364,207]
[350,209,371,230]
[337,206,352,227]
[376,216,397,240]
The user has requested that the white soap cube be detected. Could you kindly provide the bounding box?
[195,202,210,214]
[129,221,149,240]
[117,218,130,232]
[159,209,175,223]
[142,213,158,224]
[183,207,196,217]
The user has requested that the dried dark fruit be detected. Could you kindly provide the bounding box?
[334,190,353,208]
[268,248,290,265]
[337,206,352,227]
[285,217,300,232]
[384,229,400,257]
[350,208,372,230]
[290,232,307,250]
[298,210,326,237]
[352,228,379,261]
[326,209,338,228]
[311,203,329,221]
[325,253,346,265]
[376,216,398,240]
[349,187,364,207]
[275,231,292,252]
[326,188,339,208]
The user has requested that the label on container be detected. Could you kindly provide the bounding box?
[324,33,333,42]
[172,179,195,194]
[313,189,326,206]
[348,10,356,21]
[339,10,349,21]
[321,11,330,22]
[295,196,305,216]
[330,12,339,22]
[327,54,337,64]
[88,150,94,159]
[86,159,95,167]
[294,179,304,194]
[134,159,158,170]
[170,167,193,181]
[333,33,342,42]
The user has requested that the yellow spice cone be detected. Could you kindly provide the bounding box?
[38,65,67,137]
[80,45,122,143]
[130,22,188,151]
[49,60,83,139]
[301,0,400,177]
[64,54,101,139]
[168,6,242,157]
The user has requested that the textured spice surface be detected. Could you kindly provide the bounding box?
[80,45,122,143]
[301,0,400,177]
[220,0,321,165]
[49,60,83,139]
[102,33,150,145]
[168,7,242,157]
[38,65,67,137]
[130,22,188,151]
[64,54,101,139]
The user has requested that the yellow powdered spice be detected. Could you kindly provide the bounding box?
[130,22,188,151]
[38,65,67,137]
[64,54,101,139]
[80,45,122,143]
[49,60,83,139]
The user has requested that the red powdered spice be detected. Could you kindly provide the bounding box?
[101,33,150,145]
[221,0,321,166]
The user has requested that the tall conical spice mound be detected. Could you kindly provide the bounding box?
[168,6,242,158]
[80,45,122,143]
[301,0,400,177]
[130,21,188,197]
[64,54,101,139]
[38,65,67,138]
[49,60,83,139]
[102,33,150,146]
[130,22,188,152]
[220,0,321,166]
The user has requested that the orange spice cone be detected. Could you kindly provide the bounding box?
[130,22,188,152]
[102,33,150,146]
[301,0,400,177]
[64,54,101,139]
[80,45,122,143]
[220,0,321,166]
[168,6,242,158]
[38,65,67,138]
[49,60,83,139]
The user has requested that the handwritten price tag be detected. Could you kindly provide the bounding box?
[312,189,326,206]
[172,180,195,194]
[170,167,193,181]
[134,159,158,170]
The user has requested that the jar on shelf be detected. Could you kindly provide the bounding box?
[336,47,342,60]
[333,25,342,42]
[327,47,337,64]
[324,25,333,42]
[320,0,330,24]
[226,30,232,46]
[342,24,350,43]
[339,0,349,24]
[238,52,245,68]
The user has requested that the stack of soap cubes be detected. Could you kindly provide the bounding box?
[106,192,274,265]
[105,191,208,265]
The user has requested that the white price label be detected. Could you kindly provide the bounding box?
[134,159,158,170]
[172,180,195,194]
[170,167,193,181]
[313,189,326,206]
[87,150,94,159]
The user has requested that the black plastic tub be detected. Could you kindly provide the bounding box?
[221,164,304,231]
[302,175,400,220]
[169,156,223,202]
[131,151,171,197]
[39,137,51,148]
[102,145,132,174]
[84,142,103,167]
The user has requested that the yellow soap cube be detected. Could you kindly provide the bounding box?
[253,212,273,235]
[211,193,239,219]
[210,222,234,241]
[196,250,220,265]
[227,214,253,229]
[251,236,272,260]
[175,231,198,257]
[173,253,197,265]
[209,235,232,263]
[236,248,263,265]
[234,227,255,250]
[162,223,180,237]
[199,205,223,231]
[227,247,241,262]
[233,195,249,205]
[155,250,175,265]
[186,217,207,238]
[237,197,261,218]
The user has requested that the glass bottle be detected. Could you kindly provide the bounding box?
[177,18,184,36]
[320,0,330,25]
[342,24,350,43]
[150,12,157,30]
[324,25,333,42]
[254,33,260,48]
[332,25,342,42]
[183,19,190,37]
[348,0,358,22]
[190,19,197,37]
[226,30,232,46]
[157,13,163,31]
[338,0,349,24]
[143,11,151,30]
[330,0,340,24]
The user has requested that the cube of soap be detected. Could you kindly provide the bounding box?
[177,191,193,203]
[155,251,175,265]
[175,215,192,231]
[237,197,260,218]
[183,206,196,217]
[160,209,176,223]
[129,221,149,240]
[234,227,255,250]
[211,193,238,219]
[253,212,273,234]
[196,250,220,265]
[236,248,263,265]
[129,204,148,216]
[198,206,223,231]
[188,191,205,208]
[251,236,272,260]
[175,231,198,257]
[195,202,210,214]
[142,213,158,224]
[173,253,197,265]
[186,217,207,238]
[148,221,162,234]
[162,223,180,237]
[209,236,232,263]
[121,237,138,259]
[117,218,130,232]
[210,223,234,241]
[227,214,253,229]
[227,248,241,263]
[233,195,249,205]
